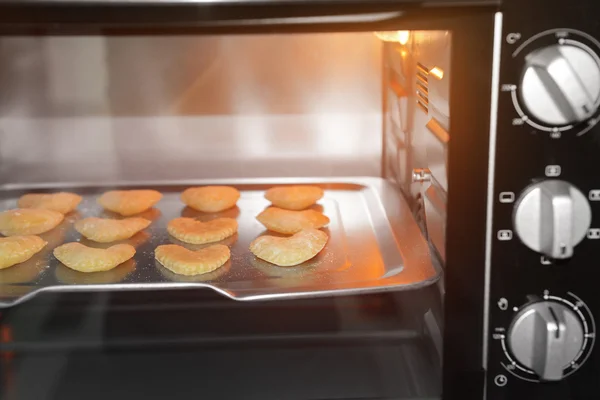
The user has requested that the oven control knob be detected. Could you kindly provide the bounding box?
[513,180,591,259]
[508,301,584,381]
[520,44,600,126]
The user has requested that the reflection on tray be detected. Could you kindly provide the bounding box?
[155,259,231,283]
[0,252,49,284]
[55,259,136,285]
[40,211,80,250]
[250,256,321,288]
[181,206,240,221]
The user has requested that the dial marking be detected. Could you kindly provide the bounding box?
[510,30,600,136]
[512,28,600,58]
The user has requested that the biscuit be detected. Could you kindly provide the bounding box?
[0,235,47,270]
[265,186,324,210]
[102,207,162,222]
[155,244,230,276]
[157,257,231,283]
[0,209,64,236]
[75,217,151,243]
[18,192,82,214]
[79,231,150,250]
[98,190,162,216]
[53,242,136,273]
[181,186,240,213]
[167,217,237,244]
[256,207,329,234]
[249,228,328,267]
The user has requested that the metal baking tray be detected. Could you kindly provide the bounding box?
[0,177,440,307]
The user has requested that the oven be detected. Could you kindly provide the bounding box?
[0,0,599,399]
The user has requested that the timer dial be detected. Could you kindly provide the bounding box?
[520,44,600,126]
[508,301,584,381]
[495,292,596,382]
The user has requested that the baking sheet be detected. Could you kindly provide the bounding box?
[0,177,440,307]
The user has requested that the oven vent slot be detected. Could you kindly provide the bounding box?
[416,62,429,113]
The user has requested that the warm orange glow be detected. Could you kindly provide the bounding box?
[397,31,410,45]
[374,31,410,45]
[429,66,444,80]
[1,325,14,361]
[400,49,408,58]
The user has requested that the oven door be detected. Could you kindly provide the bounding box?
[0,2,498,400]
[1,290,445,399]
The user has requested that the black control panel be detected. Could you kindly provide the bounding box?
[486,0,600,398]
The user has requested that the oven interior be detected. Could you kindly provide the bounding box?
[0,31,451,400]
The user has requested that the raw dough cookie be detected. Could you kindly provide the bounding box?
[181,186,240,213]
[98,190,162,216]
[265,186,324,210]
[155,244,230,276]
[0,235,47,270]
[75,217,151,243]
[257,207,329,234]
[167,217,237,244]
[18,192,82,214]
[54,242,136,273]
[249,228,328,267]
[0,209,64,236]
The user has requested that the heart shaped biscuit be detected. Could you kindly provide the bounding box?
[265,186,324,210]
[249,228,328,267]
[98,190,162,216]
[54,242,136,273]
[0,235,48,270]
[18,192,82,214]
[155,244,230,276]
[75,217,151,243]
[167,217,238,244]
[257,207,329,235]
[181,186,240,213]
[0,209,64,236]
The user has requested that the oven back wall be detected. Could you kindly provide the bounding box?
[0,34,382,184]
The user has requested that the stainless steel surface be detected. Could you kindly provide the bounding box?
[513,180,591,259]
[151,13,405,27]
[508,301,584,381]
[0,34,382,183]
[520,44,600,126]
[483,11,503,371]
[423,182,446,261]
[0,177,440,307]
[382,30,451,264]
[412,31,451,193]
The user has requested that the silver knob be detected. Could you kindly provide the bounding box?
[513,180,591,259]
[520,44,600,126]
[508,301,584,381]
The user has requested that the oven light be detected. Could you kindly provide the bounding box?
[429,66,444,80]
[397,31,410,45]
[374,30,410,45]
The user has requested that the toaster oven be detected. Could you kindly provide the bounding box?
[1,0,599,399]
